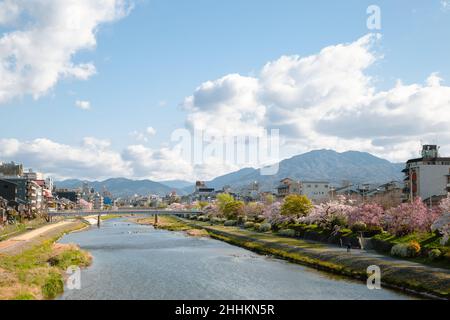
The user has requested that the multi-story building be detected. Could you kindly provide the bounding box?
[0,179,17,202]
[193,181,215,201]
[93,192,104,210]
[55,189,80,203]
[0,162,23,177]
[301,181,330,201]
[276,178,301,198]
[276,178,330,201]
[403,145,450,204]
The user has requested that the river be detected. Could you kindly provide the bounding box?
[58,218,413,300]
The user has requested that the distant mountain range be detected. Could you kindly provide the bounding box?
[55,150,405,197]
[55,178,180,197]
[203,149,404,192]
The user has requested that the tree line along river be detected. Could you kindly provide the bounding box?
[58,218,414,300]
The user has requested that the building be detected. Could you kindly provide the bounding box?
[276,178,301,198]
[0,162,23,177]
[301,181,330,201]
[93,192,104,210]
[0,179,17,202]
[276,178,330,201]
[193,181,215,201]
[403,145,450,204]
[55,189,79,203]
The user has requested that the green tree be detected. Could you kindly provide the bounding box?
[281,194,313,217]
[264,194,275,205]
[216,193,234,213]
[223,201,245,220]
[197,201,209,210]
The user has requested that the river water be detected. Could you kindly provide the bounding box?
[58,218,412,300]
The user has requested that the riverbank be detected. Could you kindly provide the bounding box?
[135,216,209,237]
[0,220,92,300]
[149,217,450,300]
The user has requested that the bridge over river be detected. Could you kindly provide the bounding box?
[49,208,203,226]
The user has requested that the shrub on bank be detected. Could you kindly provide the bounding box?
[253,223,261,231]
[407,240,421,257]
[224,220,237,227]
[197,215,209,222]
[255,215,266,223]
[211,217,225,225]
[41,272,64,299]
[351,222,367,233]
[391,241,421,258]
[428,249,442,261]
[258,223,271,232]
[244,222,255,229]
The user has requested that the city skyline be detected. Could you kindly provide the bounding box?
[1,1,450,181]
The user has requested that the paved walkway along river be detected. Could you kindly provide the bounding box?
[58,218,414,300]
[0,220,81,255]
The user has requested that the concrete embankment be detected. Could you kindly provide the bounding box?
[176,218,450,300]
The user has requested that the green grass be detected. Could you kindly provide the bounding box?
[100,214,123,221]
[0,223,91,300]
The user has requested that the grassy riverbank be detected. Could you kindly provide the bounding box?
[136,216,209,236]
[0,222,92,300]
[154,217,450,300]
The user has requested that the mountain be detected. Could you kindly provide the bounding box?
[206,149,404,192]
[55,150,405,196]
[160,180,194,190]
[55,178,180,198]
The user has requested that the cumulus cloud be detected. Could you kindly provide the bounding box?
[182,33,450,163]
[0,0,133,104]
[2,34,450,181]
[130,126,157,142]
[0,137,131,180]
[75,100,91,110]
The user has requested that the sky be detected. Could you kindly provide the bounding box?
[1,0,450,181]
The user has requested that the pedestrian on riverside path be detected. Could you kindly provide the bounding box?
[346,243,351,253]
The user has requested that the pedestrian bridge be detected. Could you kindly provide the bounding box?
[49,208,203,226]
[49,208,203,217]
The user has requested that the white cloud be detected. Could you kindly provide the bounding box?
[130,126,157,142]
[181,33,450,163]
[122,144,195,181]
[0,137,131,180]
[146,126,156,136]
[75,100,91,110]
[0,0,133,104]
[3,34,450,181]
[442,0,450,11]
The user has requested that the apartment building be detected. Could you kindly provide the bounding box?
[403,145,450,203]
[276,178,330,201]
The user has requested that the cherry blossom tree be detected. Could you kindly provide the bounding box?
[299,197,354,229]
[347,203,385,228]
[383,198,438,236]
[262,202,287,225]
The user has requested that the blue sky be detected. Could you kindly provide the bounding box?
[1,0,450,181]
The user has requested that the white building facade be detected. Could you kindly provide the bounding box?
[301,181,330,202]
[403,145,450,203]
